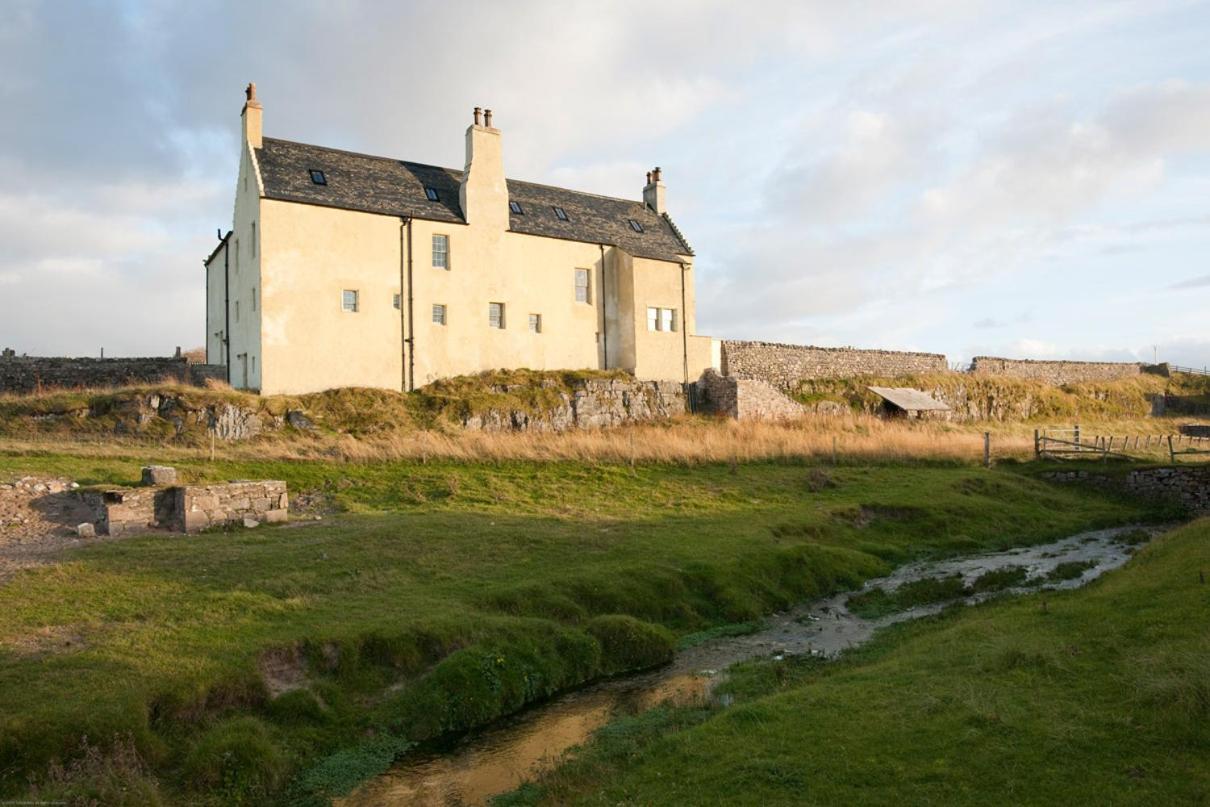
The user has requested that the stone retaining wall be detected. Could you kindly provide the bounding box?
[83,480,287,535]
[1180,425,1210,437]
[1043,466,1210,514]
[720,340,947,389]
[970,356,1144,385]
[697,369,805,421]
[0,355,225,395]
[462,378,686,431]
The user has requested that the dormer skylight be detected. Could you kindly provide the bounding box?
[425,187,440,202]
[553,206,569,221]
[628,219,644,233]
[309,170,327,185]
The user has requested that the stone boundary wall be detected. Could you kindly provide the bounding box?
[720,340,947,390]
[1180,425,1210,438]
[697,369,805,421]
[970,356,1144,385]
[0,355,225,395]
[1044,466,1210,514]
[462,378,686,431]
[82,480,287,535]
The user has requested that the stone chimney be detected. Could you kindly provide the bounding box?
[242,82,262,149]
[459,106,508,231]
[643,166,665,214]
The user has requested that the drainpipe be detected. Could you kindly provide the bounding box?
[223,237,231,384]
[598,243,608,369]
[403,217,415,391]
[680,262,689,384]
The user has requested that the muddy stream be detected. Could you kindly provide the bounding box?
[340,525,1154,806]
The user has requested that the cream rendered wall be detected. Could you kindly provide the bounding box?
[409,221,608,385]
[228,141,264,390]
[625,255,713,382]
[258,200,403,395]
[204,240,228,367]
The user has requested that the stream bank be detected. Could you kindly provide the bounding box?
[341,524,1157,806]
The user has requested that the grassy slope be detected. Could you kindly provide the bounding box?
[0,448,1168,803]
[506,518,1210,806]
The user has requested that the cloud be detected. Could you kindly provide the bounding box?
[1170,274,1210,290]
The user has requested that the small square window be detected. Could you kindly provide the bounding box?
[628,219,644,233]
[425,187,440,202]
[489,302,505,329]
[553,206,569,221]
[432,304,447,325]
[342,289,359,313]
[309,170,327,185]
[529,313,541,333]
[647,306,658,331]
[509,201,524,214]
[432,234,449,269]
[661,307,677,332]
[393,293,401,310]
[574,268,591,303]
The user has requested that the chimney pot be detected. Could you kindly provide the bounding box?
[653,166,662,182]
[245,82,257,103]
[646,171,652,184]
[484,109,493,127]
[474,106,483,126]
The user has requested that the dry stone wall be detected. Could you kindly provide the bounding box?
[697,369,805,421]
[1044,466,1210,514]
[0,355,224,395]
[461,378,686,431]
[82,474,287,535]
[970,356,1144,385]
[720,341,947,389]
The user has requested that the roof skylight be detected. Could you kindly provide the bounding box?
[628,219,644,233]
[553,206,569,221]
[309,170,327,185]
[425,187,440,202]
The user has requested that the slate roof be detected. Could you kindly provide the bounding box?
[256,138,694,262]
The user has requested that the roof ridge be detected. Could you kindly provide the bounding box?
[261,137,651,209]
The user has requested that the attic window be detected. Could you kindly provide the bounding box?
[309,170,327,185]
[552,206,569,222]
[628,219,644,233]
[509,201,524,214]
[425,187,440,202]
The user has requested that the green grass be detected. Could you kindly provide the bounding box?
[0,448,1169,803]
[502,518,1210,806]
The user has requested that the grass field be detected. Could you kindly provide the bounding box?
[501,518,1210,806]
[0,444,1173,804]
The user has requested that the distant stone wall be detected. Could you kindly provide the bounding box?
[462,378,686,431]
[1180,425,1210,438]
[0,355,224,395]
[720,341,947,390]
[970,356,1143,385]
[697,369,805,421]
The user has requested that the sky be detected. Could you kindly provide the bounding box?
[1,0,1208,367]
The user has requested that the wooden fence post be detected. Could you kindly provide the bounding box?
[1034,429,1040,460]
[984,432,991,468]
[1168,435,1176,464]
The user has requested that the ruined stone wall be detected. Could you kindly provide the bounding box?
[970,356,1143,385]
[0,355,224,395]
[461,378,686,431]
[83,480,287,535]
[696,369,805,421]
[720,341,947,389]
[170,481,288,532]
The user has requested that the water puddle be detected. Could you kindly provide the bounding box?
[340,525,1156,806]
